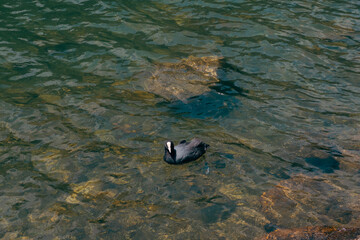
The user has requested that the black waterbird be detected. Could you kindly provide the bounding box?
[163,138,209,164]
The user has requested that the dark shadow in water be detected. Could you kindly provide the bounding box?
[167,91,239,119]
[191,196,237,224]
[305,156,340,173]
[264,223,280,233]
[211,59,249,98]
[200,202,235,224]
[1,91,39,105]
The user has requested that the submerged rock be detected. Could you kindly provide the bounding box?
[258,226,360,240]
[65,179,116,204]
[144,56,223,102]
[260,174,360,227]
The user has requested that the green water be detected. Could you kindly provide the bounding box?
[0,0,359,239]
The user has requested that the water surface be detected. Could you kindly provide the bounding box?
[0,0,360,239]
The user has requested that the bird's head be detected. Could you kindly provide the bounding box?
[165,141,174,154]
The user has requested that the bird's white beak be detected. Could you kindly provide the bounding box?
[167,142,172,153]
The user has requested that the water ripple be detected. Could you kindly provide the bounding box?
[0,0,359,239]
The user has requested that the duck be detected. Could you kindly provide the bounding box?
[163,138,209,164]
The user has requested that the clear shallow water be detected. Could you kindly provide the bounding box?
[0,0,359,239]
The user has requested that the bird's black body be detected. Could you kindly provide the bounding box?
[163,138,209,164]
